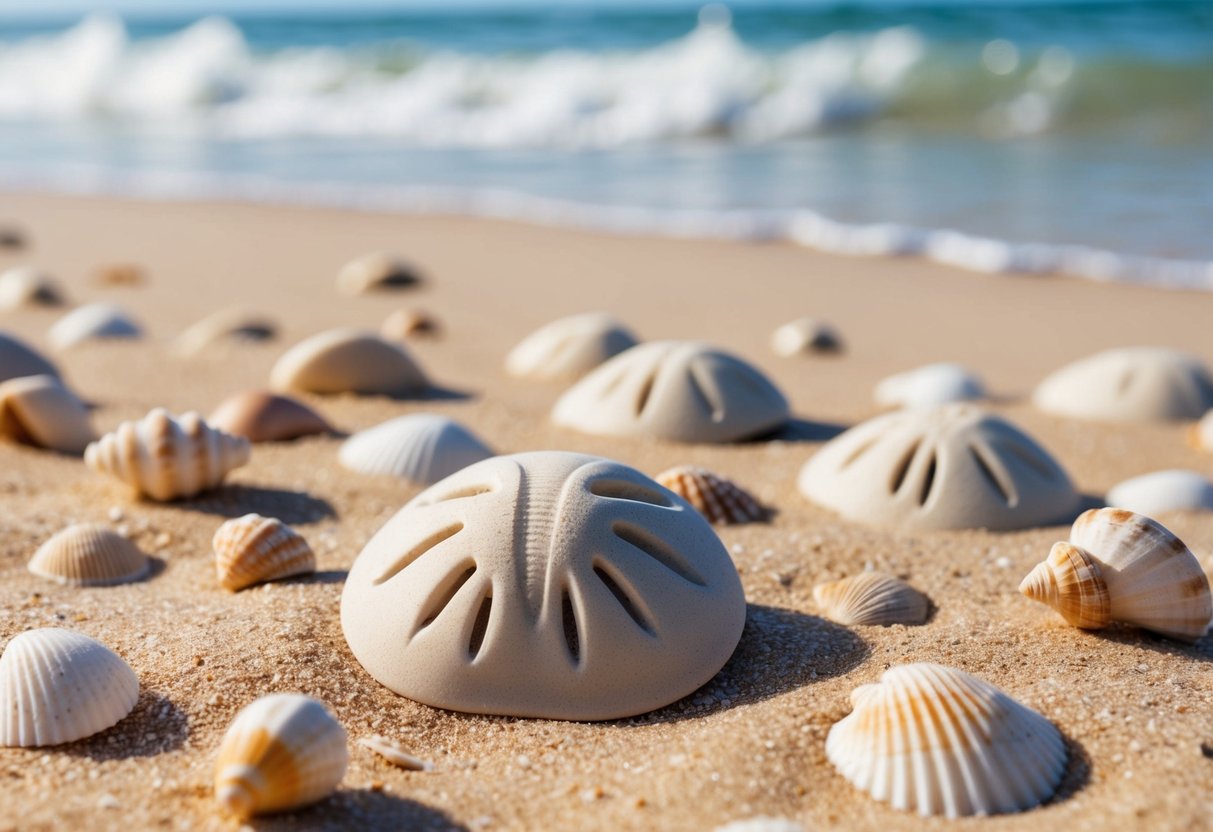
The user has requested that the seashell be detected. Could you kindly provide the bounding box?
[209,390,333,443]
[0,374,94,453]
[29,523,149,586]
[812,572,929,626]
[654,465,765,525]
[1188,408,1213,452]
[0,628,140,747]
[1106,470,1213,515]
[1033,347,1213,422]
[93,263,145,287]
[85,408,250,501]
[1020,507,1212,641]
[214,693,348,819]
[874,362,986,409]
[505,312,638,381]
[341,451,746,720]
[0,226,25,250]
[552,341,788,443]
[213,513,316,591]
[173,307,278,356]
[799,404,1080,531]
[380,307,441,341]
[0,330,59,383]
[339,414,493,486]
[826,663,1066,818]
[357,735,433,771]
[769,318,842,357]
[48,302,143,350]
[337,252,421,295]
[0,266,64,309]
[270,329,427,397]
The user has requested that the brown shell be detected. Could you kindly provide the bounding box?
[214,513,316,591]
[654,465,766,524]
[93,263,145,287]
[209,390,333,443]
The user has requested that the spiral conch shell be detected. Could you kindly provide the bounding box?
[214,693,348,819]
[1020,507,1212,641]
[29,523,149,587]
[85,408,250,501]
[654,465,766,525]
[826,663,1067,818]
[214,514,316,592]
[812,572,929,626]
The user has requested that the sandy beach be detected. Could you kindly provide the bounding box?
[1,191,1211,831]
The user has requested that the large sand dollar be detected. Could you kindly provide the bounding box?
[552,341,788,443]
[341,451,746,720]
[799,404,1080,531]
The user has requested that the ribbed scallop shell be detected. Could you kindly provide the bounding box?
[874,363,986,409]
[769,318,842,357]
[1034,347,1213,422]
[336,252,421,295]
[48,303,143,350]
[208,390,333,443]
[1021,507,1212,641]
[214,514,316,592]
[1105,469,1213,515]
[173,307,278,356]
[0,330,59,383]
[0,628,140,747]
[29,523,149,587]
[270,329,427,397]
[339,414,493,486]
[381,307,441,341]
[0,266,64,309]
[505,312,638,381]
[84,408,251,501]
[826,663,1067,818]
[0,374,94,453]
[812,572,929,626]
[654,465,765,525]
[214,693,348,819]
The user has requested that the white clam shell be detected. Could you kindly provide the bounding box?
[874,362,986,409]
[1105,470,1213,516]
[339,414,493,485]
[341,451,746,720]
[799,404,1079,531]
[826,663,1067,818]
[0,373,94,453]
[270,328,427,397]
[214,693,348,819]
[48,303,143,350]
[0,266,63,309]
[29,523,149,586]
[769,318,842,357]
[505,312,638,381]
[0,330,60,383]
[1033,347,1213,422]
[552,340,788,443]
[0,628,140,747]
[812,572,929,626]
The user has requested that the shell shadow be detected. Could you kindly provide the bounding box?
[283,569,348,587]
[390,384,476,403]
[1050,731,1092,807]
[248,790,468,831]
[623,604,868,725]
[61,691,187,761]
[760,418,849,444]
[1088,625,1213,663]
[171,485,337,524]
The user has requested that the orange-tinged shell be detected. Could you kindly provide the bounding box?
[84,408,250,501]
[28,523,149,587]
[214,514,316,592]
[93,263,145,287]
[0,374,94,453]
[1019,542,1111,630]
[214,693,347,819]
[380,307,441,341]
[812,572,929,626]
[209,390,333,443]
[654,465,765,525]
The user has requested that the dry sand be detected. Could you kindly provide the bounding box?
[0,191,1211,831]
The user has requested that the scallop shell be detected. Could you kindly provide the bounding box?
[357,735,433,771]
[48,303,143,350]
[812,572,929,626]
[84,408,251,501]
[826,663,1066,818]
[654,465,765,525]
[769,318,842,357]
[0,266,64,309]
[874,362,986,409]
[552,341,788,443]
[213,513,316,592]
[341,451,746,720]
[337,252,421,295]
[208,390,333,443]
[0,628,140,747]
[339,414,493,486]
[799,404,1079,531]
[380,307,441,341]
[1033,347,1213,422]
[214,693,348,819]
[270,329,427,397]
[1105,470,1213,515]
[505,312,638,381]
[1020,507,1212,641]
[29,523,149,586]
[174,307,278,356]
[0,374,94,453]
[0,330,59,383]
[93,263,145,286]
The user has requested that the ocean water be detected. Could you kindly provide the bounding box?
[2,1,1212,286]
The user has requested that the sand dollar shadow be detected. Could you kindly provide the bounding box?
[171,485,337,524]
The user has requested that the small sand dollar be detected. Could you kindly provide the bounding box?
[341,451,746,720]
[1033,347,1213,422]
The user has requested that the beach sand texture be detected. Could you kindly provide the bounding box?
[1,192,1211,831]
